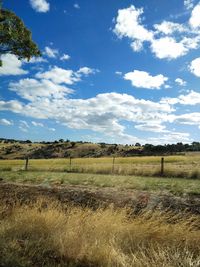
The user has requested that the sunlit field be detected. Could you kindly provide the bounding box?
[1,153,200,178]
[0,200,200,267]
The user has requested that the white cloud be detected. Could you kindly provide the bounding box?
[149,132,190,144]
[130,40,143,52]
[115,71,122,75]
[154,21,185,35]
[60,54,70,61]
[124,70,168,89]
[184,0,195,10]
[29,0,50,12]
[48,127,56,131]
[175,78,187,86]
[189,57,200,76]
[135,123,167,133]
[31,121,44,127]
[0,54,28,76]
[9,78,73,101]
[0,91,173,141]
[161,90,200,106]
[0,118,13,126]
[174,113,200,126]
[19,120,29,132]
[77,67,96,75]
[0,100,23,113]
[74,3,80,9]
[189,3,200,28]
[114,4,200,60]
[114,5,153,44]
[44,46,59,58]
[36,67,80,84]
[151,37,187,59]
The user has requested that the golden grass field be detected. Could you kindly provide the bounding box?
[1,154,200,266]
[0,200,200,267]
[1,153,200,178]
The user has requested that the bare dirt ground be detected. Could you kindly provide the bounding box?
[0,180,200,214]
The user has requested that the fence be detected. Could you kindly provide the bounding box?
[0,155,199,178]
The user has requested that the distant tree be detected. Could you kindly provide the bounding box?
[71,142,76,148]
[0,1,41,66]
[59,139,64,143]
[135,143,141,147]
[99,142,106,148]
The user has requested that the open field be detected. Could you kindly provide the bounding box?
[0,199,200,267]
[1,171,200,196]
[1,153,200,178]
[1,154,200,266]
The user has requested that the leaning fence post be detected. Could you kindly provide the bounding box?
[112,156,115,173]
[161,157,164,176]
[25,157,29,171]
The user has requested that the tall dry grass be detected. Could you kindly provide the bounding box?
[0,200,200,266]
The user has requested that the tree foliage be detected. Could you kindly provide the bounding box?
[0,4,41,66]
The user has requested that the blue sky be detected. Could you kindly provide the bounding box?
[1,0,200,144]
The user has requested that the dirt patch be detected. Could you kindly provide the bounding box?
[0,181,200,214]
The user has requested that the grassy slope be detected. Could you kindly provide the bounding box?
[1,171,200,195]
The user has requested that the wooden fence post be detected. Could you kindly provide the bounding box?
[69,157,72,172]
[112,156,115,173]
[161,157,164,176]
[25,157,29,171]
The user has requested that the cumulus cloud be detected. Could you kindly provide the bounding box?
[9,78,74,101]
[161,90,200,105]
[29,0,50,12]
[189,57,200,76]
[0,54,28,76]
[124,70,168,89]
[0,91,173,140]
[113,4,200,60]
[189,3,200,28]
[36,67,79,84]
[44,46,59,58]
[114,5,153,52]
[0,118,13,126]
[151,37,187,59]
[154,21,185,35]
[175,78,187,86]
[0,100,23,113]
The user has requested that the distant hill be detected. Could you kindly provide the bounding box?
[0,138,200,159]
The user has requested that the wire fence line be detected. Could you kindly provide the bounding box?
[0,156,200,178]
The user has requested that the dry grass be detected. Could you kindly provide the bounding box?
[0,200,200,267]
[1,154,200,179]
